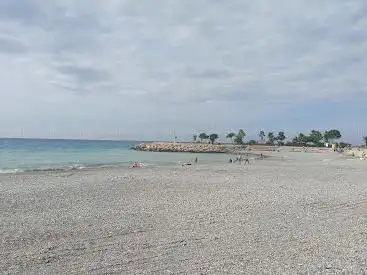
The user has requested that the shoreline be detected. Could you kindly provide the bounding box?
[0,151,266,176]
[2,146,362,176]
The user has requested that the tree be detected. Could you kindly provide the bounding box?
[199,133,209,142]
[291,136,299,146]
[308,130,323,146]
[226,132,236,143]
[234,129,246,145]
[259,130,266,143]
[286,141,293,146]
[292,133,307,146]
[323,131,328,143]
[276,131,286,145]
[324,129,341,144]
[209,133,219,144]
[298,133,308,146]
[364,136,367,147]
[248,140,257,145]
[267,132,275,145]
[193,134,197,142]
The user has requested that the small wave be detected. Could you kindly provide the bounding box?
[0,168,24,174]
[0,165,87,174]
[0,162,134,174]
[27,164,90,173]
[67,164,87,170]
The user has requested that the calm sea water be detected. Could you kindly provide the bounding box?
[0,138,230,173]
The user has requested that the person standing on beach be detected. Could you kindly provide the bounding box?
[194,156,198,163]
[244,155,250,164]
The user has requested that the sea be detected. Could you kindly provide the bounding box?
[0,138,231,173]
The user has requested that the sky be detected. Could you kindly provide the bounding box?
[0,0,366,144]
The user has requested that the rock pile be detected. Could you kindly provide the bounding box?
[132,142,233,153]
[344,148,367,159]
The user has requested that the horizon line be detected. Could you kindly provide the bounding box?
[0,137,148,142]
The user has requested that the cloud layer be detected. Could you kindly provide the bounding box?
[0,0,366,141]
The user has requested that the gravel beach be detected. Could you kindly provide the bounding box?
[1,152,366,274]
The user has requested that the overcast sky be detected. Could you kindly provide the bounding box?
[0,0,366,143]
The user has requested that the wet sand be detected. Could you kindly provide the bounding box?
[0,152,366,274]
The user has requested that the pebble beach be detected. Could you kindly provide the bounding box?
[1,151,366,274]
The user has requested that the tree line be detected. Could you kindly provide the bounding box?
[192,129,358,147]
[193,129,246,145]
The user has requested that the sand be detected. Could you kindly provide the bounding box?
[0,152,366,274]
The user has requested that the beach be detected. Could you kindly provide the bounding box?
[1,152,366,274]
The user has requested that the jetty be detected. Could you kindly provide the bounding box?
[132,142,245,153]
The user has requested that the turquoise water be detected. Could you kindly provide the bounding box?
[0,138,230,173]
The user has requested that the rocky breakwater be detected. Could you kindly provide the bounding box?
[132,142,233,153]
[343,148,367,159]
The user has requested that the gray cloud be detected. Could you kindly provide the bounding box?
[184,68,232,79]
[5,0,367,103]
[0,36,28,54]
[0,0,367,140]
[56,65,110,85]
[0,0,43,25]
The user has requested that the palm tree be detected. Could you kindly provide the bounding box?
[267,132,275,145]
[234,129,246,145]
[238,129,246,138]
[226,132,236,144]
[259,130,265,143]
[276,131,286,145]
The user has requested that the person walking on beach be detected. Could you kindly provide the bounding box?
[194,156,198,163]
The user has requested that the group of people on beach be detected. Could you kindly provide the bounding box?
[131,162,143,168]
[131,153,264,168]
[229,154,251,164]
